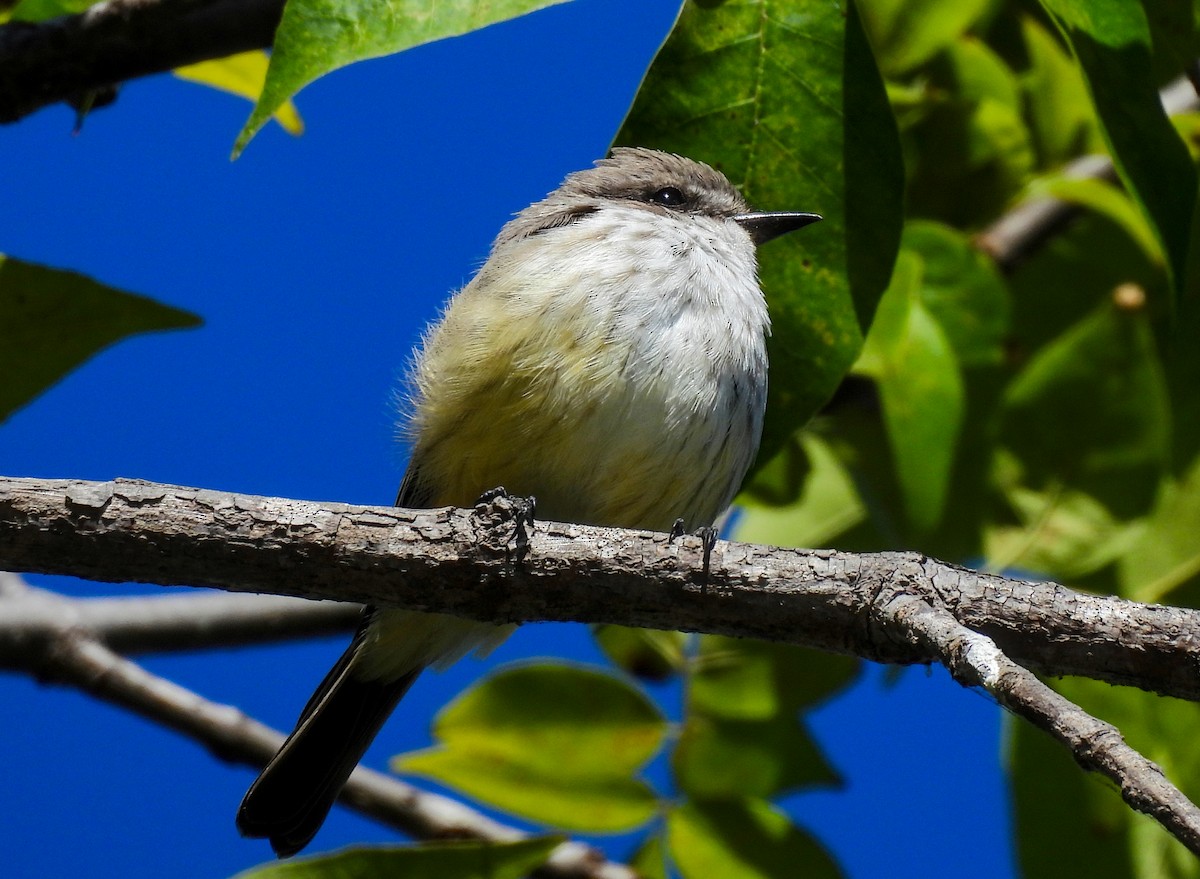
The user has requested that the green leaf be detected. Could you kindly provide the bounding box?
[617,0,904,469]
[739,430,815,507]
[906,94,1035,227]
[842,0,908,331]
[234,0,574,156]
[231,838,563,879]
[1019,15,1101,168]
[175,51,304,135]
[1167,275,1200,471]
[392,663,665,833]
[674,713,839,800]
[1142,0,1200,86]
[985,478,1142,579]
[911,39,1036,221]
[1031,175,1164,266]
[1172,110,1200,159]
[689,636,856,721]
[856,250,965,533]
[999,297,1171,518]
[10,0,97,21]
[900,220,1010,367]
[735,431,866,547]
[856,0,991,76]
[1038,0,1196,301]
[667,799,841,879]
[592,626,686,682]
[1007,211,1166,359]
[916,365,1009,564]
[1118,452,1200,603]
[939,36,1022,111]
[673,636,854,800]
[628,833,670,879]
[0,255,201,423]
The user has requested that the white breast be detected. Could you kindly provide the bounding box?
[409,203,770,532]
[379,203,771,678]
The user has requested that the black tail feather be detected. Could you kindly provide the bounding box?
[237,637,419,857]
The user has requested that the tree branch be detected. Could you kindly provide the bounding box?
[1,475,1197,703]
[0,0,283,123]
[0,572,632,879]
[975,75,1200,273]
[0,574,359,658]
[881,588,1200,856]
[69,592,359,652]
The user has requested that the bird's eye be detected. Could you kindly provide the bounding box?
[650,186,687,207]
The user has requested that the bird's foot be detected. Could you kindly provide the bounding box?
[510,494,537,561]
[474,487,536,563]
[475,485,509,505]
[695,526,718,585]
[668,517,687,542]
[668,520,719,589]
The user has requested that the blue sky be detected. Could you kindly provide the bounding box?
[0,1,1013,876]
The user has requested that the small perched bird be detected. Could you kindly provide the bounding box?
[236,147,821,856]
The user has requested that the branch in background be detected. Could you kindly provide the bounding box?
[2,475,1198,701]
[975,75,1200,273]
[0,578,359,659]
[0,0,283,123]
[883,588,1200,857]
[0,573,632,879]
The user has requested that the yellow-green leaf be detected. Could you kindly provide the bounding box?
[1008,713,1132,879]
[667,799,840,879]
[399,748,657,832]
[673,636,854,800]
[1010,680,1200,878]
[856,250,965,533]
[1019,15,1101,167]
[175,51,304,135]
[1000,297,1170,519]
[689,636,856,723]
[985,479,1141,579]
[592,626,686,681]
[900,220,1010,367]
[235,0,573,156]
[392,663,665,833]
[941,36,1021,112]
[857,0,991,76]
[1119,453,1200,603]
[736,432,866,547]
[1031,176,1163,266]
[628,833,669,879]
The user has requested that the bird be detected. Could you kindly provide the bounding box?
[236,147,821,856]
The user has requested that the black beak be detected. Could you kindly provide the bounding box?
[733,211,823,245]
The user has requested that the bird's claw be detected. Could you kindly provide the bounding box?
[668,520,719,590]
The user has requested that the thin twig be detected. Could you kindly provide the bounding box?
[0,575,359,659]
[879,589,1200,856]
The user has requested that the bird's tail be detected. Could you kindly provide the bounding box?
[236,638,419,858]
